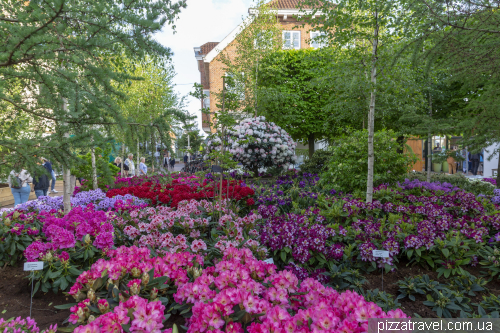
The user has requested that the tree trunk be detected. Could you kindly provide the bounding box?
[137,140,140,176]
[63,167,71,214]
[308,133,315,159]
[366,9,379,204]
[496,149,500,188]
[61,97,72,214]
[121,144,125,177]
[427,93,432,182]
[91,146,97,190]
[396,136,405,154]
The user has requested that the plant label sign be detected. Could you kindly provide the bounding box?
[372,250,390,258]
[263,258,274,264]
[24,262,44,271]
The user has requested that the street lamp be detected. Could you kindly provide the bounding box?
[183,130,191,164]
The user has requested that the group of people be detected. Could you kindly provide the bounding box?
[8,158,58,207]
[433,143,484,176]
[163,153,176,170]
[113,154,148,176]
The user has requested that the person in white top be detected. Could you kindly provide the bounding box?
[124,153,135,177]
[8,168,33,207]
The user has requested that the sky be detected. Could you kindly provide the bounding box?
[155,0,254,136]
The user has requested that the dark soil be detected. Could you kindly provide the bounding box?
[0,263,187,331]
[364,258,500,318]
[0,263,69,330]
[0,183,8,188]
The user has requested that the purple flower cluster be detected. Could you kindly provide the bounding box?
[397,179,460,192]
[284,262,329,284]
[259,209,338,264]
[11,189,146,213]
[484,178,498,186]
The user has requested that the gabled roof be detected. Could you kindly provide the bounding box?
[201,0,324,64]
[200,42,219,55]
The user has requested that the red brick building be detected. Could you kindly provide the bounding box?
[194,0,324,134]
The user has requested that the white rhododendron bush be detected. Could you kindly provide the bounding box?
[207,116,297,174]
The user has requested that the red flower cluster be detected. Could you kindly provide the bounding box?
[106,179,255,208]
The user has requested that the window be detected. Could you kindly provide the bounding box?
[203,90,210,109]
[225,72,245,100]
[254,31,274,49]
[310,31,326,48]
[282,31,300,49]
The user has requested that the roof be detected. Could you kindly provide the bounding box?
[200,42,219,55]
[202,0,324,64]
[265,0,315,9]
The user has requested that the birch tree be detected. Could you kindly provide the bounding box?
[301,0,403,202]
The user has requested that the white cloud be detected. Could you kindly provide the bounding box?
[155,0,253,136]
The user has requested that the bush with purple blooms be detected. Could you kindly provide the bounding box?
[5,188,147,213]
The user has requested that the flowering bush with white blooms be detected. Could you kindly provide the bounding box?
[207,116,297,174]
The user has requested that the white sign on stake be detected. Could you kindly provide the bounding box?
[24,262,44,271]
[372,250,390,258]
[24,261,44,319]
[263,258,274,264]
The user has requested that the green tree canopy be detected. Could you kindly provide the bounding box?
[257,48,335,158]
[0,0,186,177]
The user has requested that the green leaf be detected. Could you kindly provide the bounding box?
[442,248,450,258]
[280,251,286,263]
[60,276,69,290]
[54,303,78,309]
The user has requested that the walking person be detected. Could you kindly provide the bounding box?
[8,164,33,207]
[124,153,135,177]
[447,147,457,175]
[113,157,128,175]
[33,160,50,198]
[471,152,480,176]
[183,154,188,164]
[43,158,58,194]
[163,153,169,171]
[170,155,176,171]
[139,157,148,175]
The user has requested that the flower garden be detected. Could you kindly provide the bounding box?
[1,117,500,332]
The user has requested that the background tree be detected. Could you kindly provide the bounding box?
[301,0,415,202]
[217,0,282,117]
[257,48,335,158]
[0,0,186,211]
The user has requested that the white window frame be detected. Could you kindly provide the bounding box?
[202,89,210,109]
[310,31,326,49]
[282,31,301,50]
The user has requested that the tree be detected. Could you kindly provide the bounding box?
[398,0,500,184]
[113,56,191,173]
[0,0,186,210]
[257,48,335,158]
[216,0,282,116]
[301,0,409,202]
[177,131,204,156]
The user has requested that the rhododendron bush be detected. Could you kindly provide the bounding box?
[115,199,268,260]
[206,116,297,175]
[106,178,255,208]
[65,246,408,332]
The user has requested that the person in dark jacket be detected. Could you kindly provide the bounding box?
[471,152,482,176]
[34,160,50,198]
[183,154,188,163]
[170,156,176,170]
[42,158,58,194]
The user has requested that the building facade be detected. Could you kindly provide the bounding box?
[194,0,323,134]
